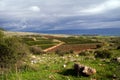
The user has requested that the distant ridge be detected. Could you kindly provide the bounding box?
[26,28,120,36]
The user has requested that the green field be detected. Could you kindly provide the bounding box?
[21,36,59,49]
[55,36,100,44]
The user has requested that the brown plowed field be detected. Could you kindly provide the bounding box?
[47,43,101,53]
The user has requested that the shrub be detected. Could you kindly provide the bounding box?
[94,50,112,58]
[0,37,30,68]
[30,46,44,55]
[69,50,74,54]
[18,64,39,72]
[96,44,102,48]
[55,50,64,56]
[0,30,4,38]
[79,51,91,56]
[117,46,120,50]
[55,49,74,56]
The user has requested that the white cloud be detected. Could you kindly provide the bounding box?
[80,0,120,14]
[29,6,40,12]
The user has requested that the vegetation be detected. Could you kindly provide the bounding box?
[21,36,58,49]
[0,27,5,31]
[0,31,120,80]
[0,30,4,38]
[0,53,119,80]
[55,36,100,44]
[117,46,120,50]
[94,50,113,59]
[79,51,92,56]
[30,46,44,55]
[0,31,30,68]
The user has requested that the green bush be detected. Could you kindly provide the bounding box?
[0,37,30,68]
[55,49,74,56]
[94,50,112,58]
[30,46,44,55]
[69,50,74,54]
[79,51,91,56]
[55,50,64,56]
[96,44,102,48]
[0,30,4,38]
[117,46,120,50]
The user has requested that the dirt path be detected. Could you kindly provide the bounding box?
[43,42,65,52]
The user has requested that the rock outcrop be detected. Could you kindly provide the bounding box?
[74,63,96,76]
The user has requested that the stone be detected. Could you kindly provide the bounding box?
[63,64,66,68]
[74,63,96,76]
[82,66,96,76]
[116,57,120,62]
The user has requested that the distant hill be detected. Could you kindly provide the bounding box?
[26,28,120,36]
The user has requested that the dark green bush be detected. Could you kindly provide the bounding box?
[79,51,91,56]
[117,46,120,50]
[69,50,74,54]
[0,37,30,68]
[94,50,112,58]
[96,44,102,48]
[55,50,64,56]
[0,30,4,38]
[55,49,74,56]
[30,46,44,55]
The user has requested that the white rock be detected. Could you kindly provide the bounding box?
[63,64,66,68]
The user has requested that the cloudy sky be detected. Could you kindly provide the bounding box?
[0,0,120,31]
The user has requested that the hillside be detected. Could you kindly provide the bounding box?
[0,31,120,80]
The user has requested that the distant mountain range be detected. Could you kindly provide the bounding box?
[25,28,120,36]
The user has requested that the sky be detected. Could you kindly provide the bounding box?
[0,0,120,31]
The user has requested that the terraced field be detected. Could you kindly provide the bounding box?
[21,35,103,53]
[21,36,59,49]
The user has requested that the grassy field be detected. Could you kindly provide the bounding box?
[0,53,120,80]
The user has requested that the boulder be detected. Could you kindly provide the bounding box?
[82,66,96,76]
[74,63,96,76]
[116,57,120,62]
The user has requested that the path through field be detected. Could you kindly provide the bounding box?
[43,40,65,52]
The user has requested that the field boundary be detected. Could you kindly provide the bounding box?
[43,42,65,52]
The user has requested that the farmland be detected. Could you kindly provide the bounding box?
[21,35,59,49]
[20,35,102,53]
[48,44,99,53]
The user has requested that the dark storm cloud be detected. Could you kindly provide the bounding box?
[0,0,120,31]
